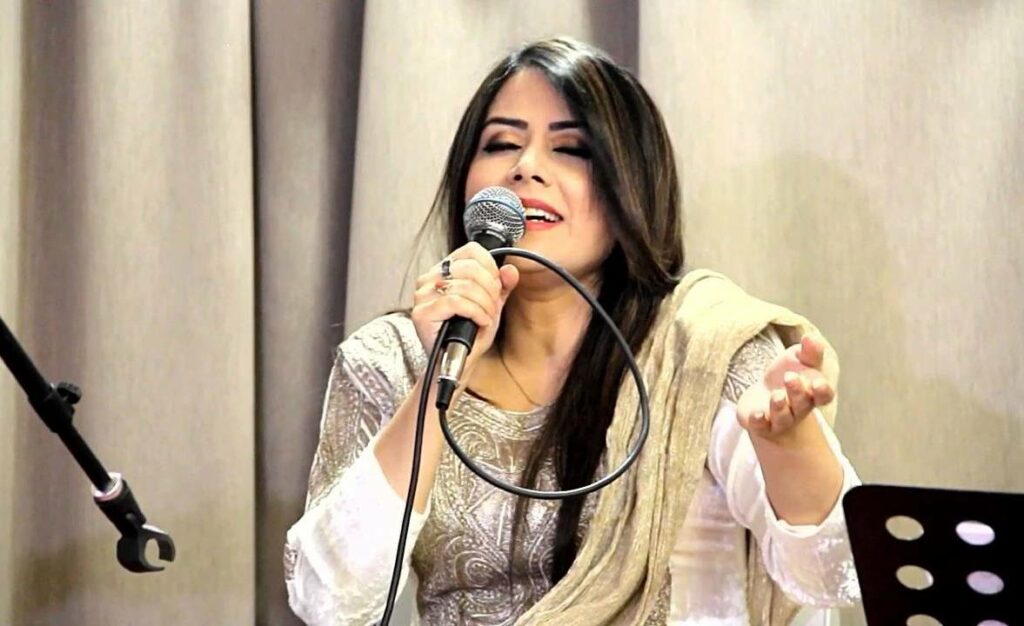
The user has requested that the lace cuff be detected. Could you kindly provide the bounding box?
[757,411,862,607]
[285,438,431,625]
[709,400,861,610]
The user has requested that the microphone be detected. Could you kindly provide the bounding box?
[435,186,526,410]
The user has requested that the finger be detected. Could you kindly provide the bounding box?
[415,267,438,289]
[797,334,825,369]
[443,278,500,319]
[498,264,520,298]
[413,281,456,316]
[418,289,494,328]
[444,258,502,301]
[416,258,502,304]
[415,256,463,289]
[743,408,772,435]
[809,376,835,406]
[783,371,814,419]
[412,278,497,320]
[768,387,795,432]
[455,242,500,276]
[413,274,454,301]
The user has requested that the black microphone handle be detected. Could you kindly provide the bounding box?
[440,230,509,351]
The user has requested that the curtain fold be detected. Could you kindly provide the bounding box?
[1,2,1020,624]
[252,2,365,624]
[0,1,24,623]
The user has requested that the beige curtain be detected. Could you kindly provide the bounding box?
[2,1,1021,625]
[4,1,256,624]
[0,0,23,620]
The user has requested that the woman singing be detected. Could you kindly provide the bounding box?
[285,37,861,625]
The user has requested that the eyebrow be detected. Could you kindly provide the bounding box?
[482,117,585,131]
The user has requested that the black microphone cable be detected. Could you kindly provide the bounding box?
[379,247,651,624]
[377,315,446,626]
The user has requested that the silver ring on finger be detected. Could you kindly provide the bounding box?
[440,257,453,280]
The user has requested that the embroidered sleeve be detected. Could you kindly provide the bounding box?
[284,315,431,625]
[721,328,780,404]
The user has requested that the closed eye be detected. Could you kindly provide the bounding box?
[555,145,592,159]
[482,141,591,159]
[482,141,520,153]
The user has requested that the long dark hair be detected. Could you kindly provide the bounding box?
[422,37,684,586]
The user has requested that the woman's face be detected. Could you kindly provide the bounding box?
[465,68,615,284]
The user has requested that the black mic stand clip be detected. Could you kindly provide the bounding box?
[1,315,175,573]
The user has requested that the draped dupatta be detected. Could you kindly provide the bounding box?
[517,270,840,626]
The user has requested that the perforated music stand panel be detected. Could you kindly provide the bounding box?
[843,484,1023,625]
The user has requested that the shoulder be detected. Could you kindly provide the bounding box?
[335,312,426,400]
[672,269,787,327]
[338,312,419,361]
[662,269,788,360]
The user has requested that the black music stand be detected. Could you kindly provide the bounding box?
[843,484,1023,625]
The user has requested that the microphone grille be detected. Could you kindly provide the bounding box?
[463,186,526,244]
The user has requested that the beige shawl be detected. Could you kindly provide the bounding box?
[516,269,841,626]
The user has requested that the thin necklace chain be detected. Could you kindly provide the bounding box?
[497,347,548,408]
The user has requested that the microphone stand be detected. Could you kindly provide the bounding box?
[0,313,175,572]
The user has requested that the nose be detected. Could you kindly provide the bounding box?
[507,147,549,186]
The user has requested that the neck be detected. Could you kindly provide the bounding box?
[499,276,596,372]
